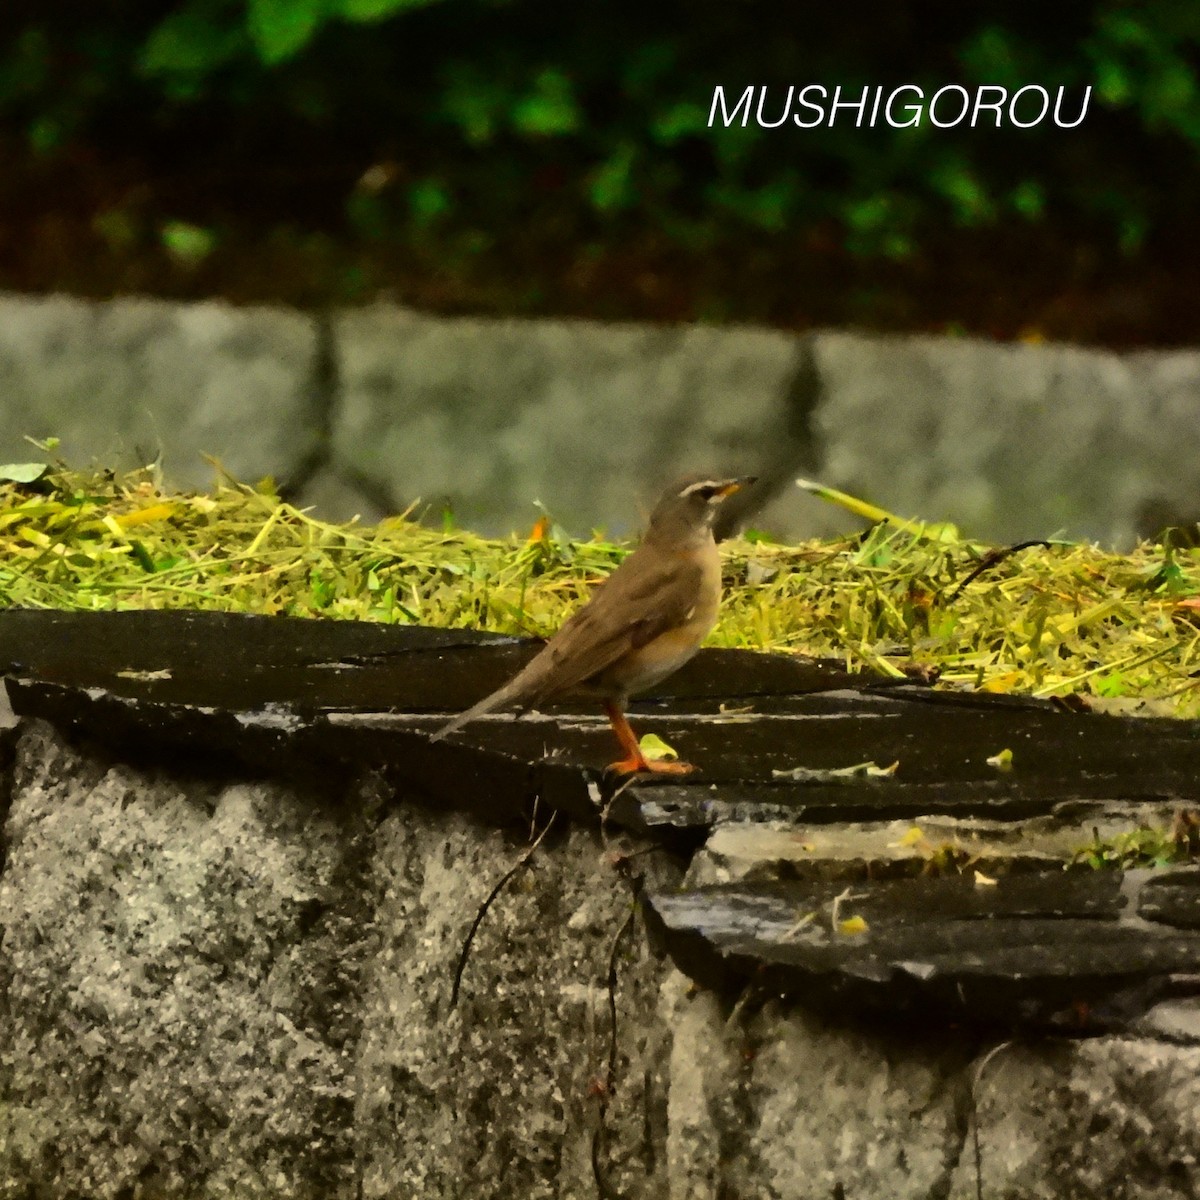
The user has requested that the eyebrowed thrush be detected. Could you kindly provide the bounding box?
[431,475,754,774]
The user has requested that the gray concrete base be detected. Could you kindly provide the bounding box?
[3,721,1198,1198]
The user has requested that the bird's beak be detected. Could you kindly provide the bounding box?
[715,476,757,498]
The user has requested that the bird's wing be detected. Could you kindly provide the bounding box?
[431,544,704,740]
[524,545,704,702]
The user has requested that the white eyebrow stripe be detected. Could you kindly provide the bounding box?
[680,479,725,497]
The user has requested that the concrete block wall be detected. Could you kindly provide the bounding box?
[6,718,1200,1199]
[2,293,1198,546]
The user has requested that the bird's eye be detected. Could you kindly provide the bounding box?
[680,480,726,502]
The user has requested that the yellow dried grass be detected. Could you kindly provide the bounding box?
[3,462,1198,717]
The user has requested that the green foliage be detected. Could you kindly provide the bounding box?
[509,68,581,137]
[1,1,1198,264]
[1087,8,1200,143]
[1072,826,1185,870]
[160,220,218,266]
[140,0,450,73]
[140,7,246,80]
[588,143,637,212]
[247,0,326,64]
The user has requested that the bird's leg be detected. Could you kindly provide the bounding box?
[604,700,649,773]
[604,700,695,775]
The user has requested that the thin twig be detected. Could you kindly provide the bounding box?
[949,542,1053,599]
[599,771,639,834]
[449,812,557,1009]
[970,1039,1015,1200]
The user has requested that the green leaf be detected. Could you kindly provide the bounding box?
[589,144,636,212]
[741,181,793,232]
[247,0,327,64]
[638,733,679,762]
[408,177,453,225]
[844,193,894,233]
[650,101,709,144]
[0,462,47,483]
[928,160,994,226]
[130,541,157,573]
[160,220,218,266]
[438,63,510,145]
[511,68,581,137]
[1094,58,1133,106]
[140,7,244,76]
[337,0,443,19]
[1010,180,1045,220]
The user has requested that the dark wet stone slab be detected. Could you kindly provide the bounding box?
[1139,870,1200,929]
[0,607,522,711]
[643,869,1200,1031]
[0,608,905,827]
[603,683,1200,839]
[0,607,887,711]
[4,608,1200,840]
[7,607,1200,1032]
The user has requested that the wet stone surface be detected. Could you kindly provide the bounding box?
[5,606,1200,1033]
[643,870,1200,1032]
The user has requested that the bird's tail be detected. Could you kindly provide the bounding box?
[429,674,533,742]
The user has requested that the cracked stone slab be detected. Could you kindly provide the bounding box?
[0,608,907,828]
[687,805,1196,885]
[644,869,1200,1032]
[7,610,1200,846]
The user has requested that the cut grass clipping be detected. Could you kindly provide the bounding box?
[2,458,1199,721]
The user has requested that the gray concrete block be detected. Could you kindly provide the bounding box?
[0,723,362,1198]
[6,721,1200,1198]
[950,1037,1200,1198]
[332,309,809,538]
[782,331,1200,546]
[3,292,1195,550]
[0,293,323,490]
[660,975,966,1200]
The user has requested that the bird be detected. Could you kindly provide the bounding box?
[431,474,755,774]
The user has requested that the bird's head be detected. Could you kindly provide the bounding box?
[647,474,757,542]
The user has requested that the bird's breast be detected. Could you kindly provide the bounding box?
[599,541,723,697]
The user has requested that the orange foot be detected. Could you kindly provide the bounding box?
[607,755,696,776]
[602,700,697,776]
